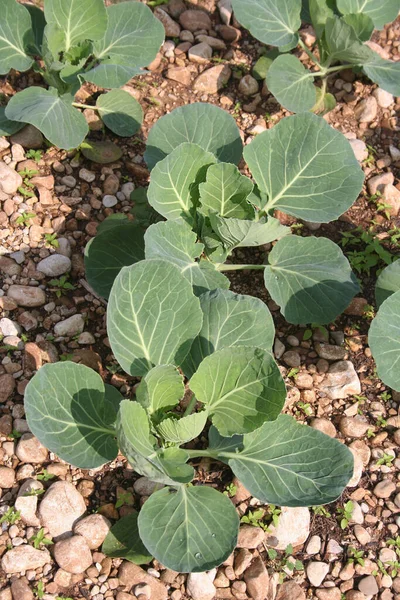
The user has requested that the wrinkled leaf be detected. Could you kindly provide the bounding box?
[44,0,108,50]
[199,163,254,219]
[144,221,229,295]
[83,63,143,89]
[97,90,143,137]
[145,103,243,170]
[138,485,239,573]
[375,261,400,308]
[369,290,400,391]
[80,140,123,164]
[136,364,184,417]
[244,112,364,222]
[231,0,301,48]
[157,412,208,444]
[0,0,34,74]
[182,288,276,378]
[147,143,216,224]
[6,88,88,150]
[210,214,290,250]
[84,222,145,300]
[336,0,400,29]
[267,54,316,113]
[324,16,373,63]
[102,512,152,564]
[157,448,194,483]
[191,346,286,437]
[343,13,374,41]
[227,414,354,506]
[108,259,203,376]
[24,363,119,469]
[264,235,360,324]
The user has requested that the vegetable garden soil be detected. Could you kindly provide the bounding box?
[0,1,400,599]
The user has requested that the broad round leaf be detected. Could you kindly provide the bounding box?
[182,288,276,377]
[324,16,373,64]
[92,2,164,73]
[147,143,216,224]
[117,400,185,485]
[24,363,119,469]
[102,512,152,564]
[369,290,400,392]
[364,57,400,97]
[85,222,145,300]
[337,0,400,29]
[138,485,239,573]
[209,214,290,251]
[107,259,203,376]
[227,414,354,506]
[266,55,316,113]
[80,140,123,164]
[0,107,24,136]
[244,112,364,223]
[376,261,400,308]
[231,0,301,48]
[44,0,107,50]
[190,346,286,437]
[136,364,184,418]
[0,0,34,75]
[309,0,335,37]
[6,88,89,150]
[144,221,229,296]
[157,448,194,484]
[264,235,360,325]
[145,103,243,170]
[198,163,254,219]
[157,412,208,444]
[83,64,142,89]
[343,13,374,41]
[97,90,143,137]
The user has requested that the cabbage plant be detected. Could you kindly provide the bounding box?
[0,0,164,149]
[230,0,400,114]
[369,260,400,392]
[85,103,365,326]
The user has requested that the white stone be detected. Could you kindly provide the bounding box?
[37,254,71,277]
[348,139,368,162]
[0,161,22,195]
[0,318,21,337]
[306,535,322,555]
[79,168,96,183]
[373,88,394,108]
[347,447,364,487]
[306,561,329,587]
[73,514,111,550]
[389,145,400,162]
[189,42,212,64]
[39,481,86,541]
[133,476,165,496]
[54,314,85,337]
[218,0,232,24]
[186,572,216,600]
[265,506,310,550]
[121,182,135,199]
[102,194,118,208]
[1,546,50,574]
[319,361,361,399]
[355,96,378,122]
[77,332,95,345]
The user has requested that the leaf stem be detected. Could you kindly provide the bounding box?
[315,64,360,77]
[185,449,219,459]
[72,102,99,111]
[216,264,267,272]
[298,38,321,69]
[183,395,198,417]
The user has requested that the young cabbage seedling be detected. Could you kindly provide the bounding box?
[230,0,400,114]
[0,0,164,149]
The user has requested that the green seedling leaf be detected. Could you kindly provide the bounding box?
[157,412,208,444]
[44,0,108,51]
[144,221,230,296]
[145,103,243,170]
[231,0,301,48]
[375,261,400,308]
[198,163,254,219]
[227,414,354,506]
[343,13,374,41]
[25,5,46,55]
[0,0,34,74]
[24,363,120,469]
[336,0,400,29]
[266,54,316,113]
[209,215,290,251]
[147,143,216,224]
[252,50,279,80]
[191,346,286,437]
[157,447,194,483]
[0,107,24,136]
[369,290,400,392]
[312,88,337,115]
[244,112,364,223]
[6,88,88,150]
[136,364,184,417]
[97,90,143,137]
[84,2,164,88]
[96,213,130,235]
[264,235,360,325]
[309,0,335,37]
[182,288,276,378]
[80,140,123,164]
[84,222,145,299]
[208,426,244,461]
[363,56,400,97]
[102,512,152,564]
[107,259,203,376]
[301,0,311,21]
[324,16,373,64]
[138,485,239,573]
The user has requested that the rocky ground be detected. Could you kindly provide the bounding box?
[0,1,400,599]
